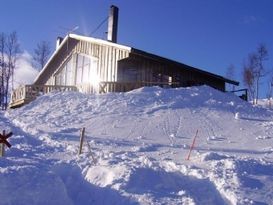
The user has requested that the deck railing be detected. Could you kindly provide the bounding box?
[9,85,78,108]
[76,81,180,94]
[227,88,248,101]
[9,82,180,108]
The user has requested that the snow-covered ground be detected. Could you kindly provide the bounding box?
[1,85,273,205]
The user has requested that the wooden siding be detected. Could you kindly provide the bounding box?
[74,39,129,82]
[117,53,225,91]
[36,36,130,87]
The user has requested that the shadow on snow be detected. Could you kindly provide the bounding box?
[124,167,229,205]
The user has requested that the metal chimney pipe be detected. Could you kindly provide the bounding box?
[107,5,119,43]
[56,36,63,50]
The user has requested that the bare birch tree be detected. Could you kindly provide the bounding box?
[33,41,51,70]
[6,31,20,92]
[0,31,20,110]
[0,33,6,110]
[254,44,268,103]
[243,62,255,103]
[242,44,268,104]
[266,76,273,108]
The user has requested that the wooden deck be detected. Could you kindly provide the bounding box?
[9,82,180,108]
[9,85,78,108]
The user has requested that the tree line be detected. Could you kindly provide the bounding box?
[0,31,51,110]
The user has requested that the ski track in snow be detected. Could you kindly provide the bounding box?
[1,85,273,205]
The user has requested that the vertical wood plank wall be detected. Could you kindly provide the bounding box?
[118,53,225,91]
[75,40,130,82]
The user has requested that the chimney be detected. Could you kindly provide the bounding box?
[107,5,119,43]
[56,36,63,50]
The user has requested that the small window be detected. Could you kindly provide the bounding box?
[122,67,138,82]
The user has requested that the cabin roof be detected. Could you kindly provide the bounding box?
[131,48,239,86]
[34,33,239,86]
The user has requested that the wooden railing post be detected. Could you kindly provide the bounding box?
[22,86,26,99]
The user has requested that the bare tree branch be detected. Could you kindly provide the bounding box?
[6,31,20,91]
[33,41,51,70]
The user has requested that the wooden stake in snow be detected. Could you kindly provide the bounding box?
[0,130,13,157]
[0,144,4,157]
[186,129,199,160]
[78,127,97,164]
[78,127,85,155]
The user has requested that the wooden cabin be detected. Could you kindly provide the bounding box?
[9,5,239,108]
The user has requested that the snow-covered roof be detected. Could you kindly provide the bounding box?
[69,33,131,51]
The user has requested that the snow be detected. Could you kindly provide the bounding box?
[1,85,273,204]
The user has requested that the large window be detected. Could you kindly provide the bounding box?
[75,54,99,85]
[54,57,74,86]
[54,54,99,86]
[66,58,74,85]
[76,55,84,84]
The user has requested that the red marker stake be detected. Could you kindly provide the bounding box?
[186,130,199,160]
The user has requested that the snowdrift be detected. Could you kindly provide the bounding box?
[1,85,273,205]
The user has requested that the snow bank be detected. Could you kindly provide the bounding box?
[2,85,273,205]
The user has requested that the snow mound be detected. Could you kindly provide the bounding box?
[2,85,273,205]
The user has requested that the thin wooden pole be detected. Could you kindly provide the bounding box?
[0,130,5,157]
[78,127,85,155]
[186,130,199,160]
[0,144,4,157]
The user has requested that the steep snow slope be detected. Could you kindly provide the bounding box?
[1,85,273,205]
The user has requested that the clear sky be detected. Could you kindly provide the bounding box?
[1,0,273,97]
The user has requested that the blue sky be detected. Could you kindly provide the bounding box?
[1,0,273,97]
